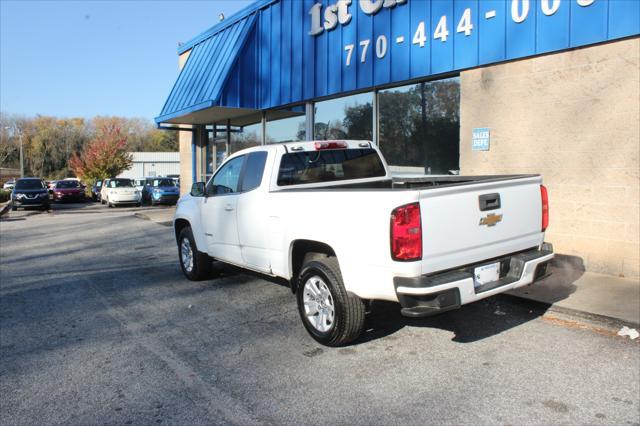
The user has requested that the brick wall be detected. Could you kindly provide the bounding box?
[460,37,640,279]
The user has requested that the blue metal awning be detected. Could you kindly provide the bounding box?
[155,13,258,125]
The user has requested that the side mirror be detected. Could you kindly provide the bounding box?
[190,182,206,197]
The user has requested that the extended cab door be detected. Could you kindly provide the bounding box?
[201,155,245,264]
[236,151,270,272]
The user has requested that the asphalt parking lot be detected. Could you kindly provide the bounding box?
[1,207,639,425]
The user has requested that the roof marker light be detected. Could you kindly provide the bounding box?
[314,141,348,150]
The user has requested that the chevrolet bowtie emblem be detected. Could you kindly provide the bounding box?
[479,213,503,227]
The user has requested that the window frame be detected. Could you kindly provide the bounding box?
[205,150,270,197]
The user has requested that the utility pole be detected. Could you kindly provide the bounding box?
[18,127,24,178]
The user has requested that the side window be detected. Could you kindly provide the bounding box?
[240,151,268,192]
[207,155,245,195]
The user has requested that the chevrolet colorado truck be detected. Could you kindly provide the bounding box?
[174,140,553,346]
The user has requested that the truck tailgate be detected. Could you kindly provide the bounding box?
[419,176,545,275]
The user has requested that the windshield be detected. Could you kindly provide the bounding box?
[152,179,175,187]
[56,180,80,188]
[15,179,45,190]
[96,181,102,187]
[108,179,133,188]
[277,148,386,186]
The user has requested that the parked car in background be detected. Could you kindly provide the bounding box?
[100,179,112,204]
[143,177,180,205]
[46,181,57,194]
[101,178,141,207]
[133,178,150,192]
[3,179,15,190]
[165,174,180,187]
[52,180,85,203]
[91,180,103,201]
[10,178,50,211]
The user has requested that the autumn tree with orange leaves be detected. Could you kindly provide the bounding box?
[69,125,132,185]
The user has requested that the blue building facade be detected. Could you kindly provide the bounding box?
[157,0,640,279]
[157,0,638,124]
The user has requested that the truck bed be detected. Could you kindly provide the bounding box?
[276,174,539,191]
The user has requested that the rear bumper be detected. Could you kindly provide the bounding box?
[110,195,141,204]
[54,193,84,201]
[13,198,49,207]
[152,194,179,204]
[394,243,554,317]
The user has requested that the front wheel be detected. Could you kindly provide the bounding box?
[177,226,211,281]
[296,256,365,347]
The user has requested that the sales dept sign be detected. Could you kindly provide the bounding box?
[472,128,491,152]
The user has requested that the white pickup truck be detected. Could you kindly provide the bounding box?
[174,140,553,346]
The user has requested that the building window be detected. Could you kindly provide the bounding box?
[206,126,229,177]
[314,92,373,141]
[231,122,262,153]
[266,105,306,143]
[379,77,460,175]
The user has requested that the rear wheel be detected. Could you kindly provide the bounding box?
[296,256,365,347]
[178,226,211,281]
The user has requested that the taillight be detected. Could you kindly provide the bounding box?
[314,141,347,150]
[541,184,549,232]
[390,202,422,261]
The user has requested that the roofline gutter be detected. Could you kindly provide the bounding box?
[156,123,196,132]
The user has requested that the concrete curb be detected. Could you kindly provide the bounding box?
[504,294,640,330]
[0,200,12,217]
[134,212,173,227]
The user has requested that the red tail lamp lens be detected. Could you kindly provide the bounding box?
[391,202,422,261]
[541,185,549,232]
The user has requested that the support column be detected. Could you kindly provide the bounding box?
[372,90,379,146]
[261,112,267,145]
[226,120,231,155]
[305,102,314,141]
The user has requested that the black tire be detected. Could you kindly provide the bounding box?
[11,206,17,211]
[296,256,365,347]
[177,226,211,281]
[136,202,141,207]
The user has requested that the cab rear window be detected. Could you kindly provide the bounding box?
[277,148,385,186]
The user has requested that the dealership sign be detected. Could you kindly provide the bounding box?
[309,0,407,36]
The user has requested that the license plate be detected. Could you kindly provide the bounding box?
[474,262,500,287]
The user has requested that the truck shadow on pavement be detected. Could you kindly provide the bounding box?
[358,256,583,344]
[209,256,582,345]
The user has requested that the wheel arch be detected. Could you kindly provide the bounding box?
[174,218,191,243]
[289,239,337,294]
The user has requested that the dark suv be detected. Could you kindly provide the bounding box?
[11,178,50,211]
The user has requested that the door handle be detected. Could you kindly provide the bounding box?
[224,204,234,211]
[479,193,501,211]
